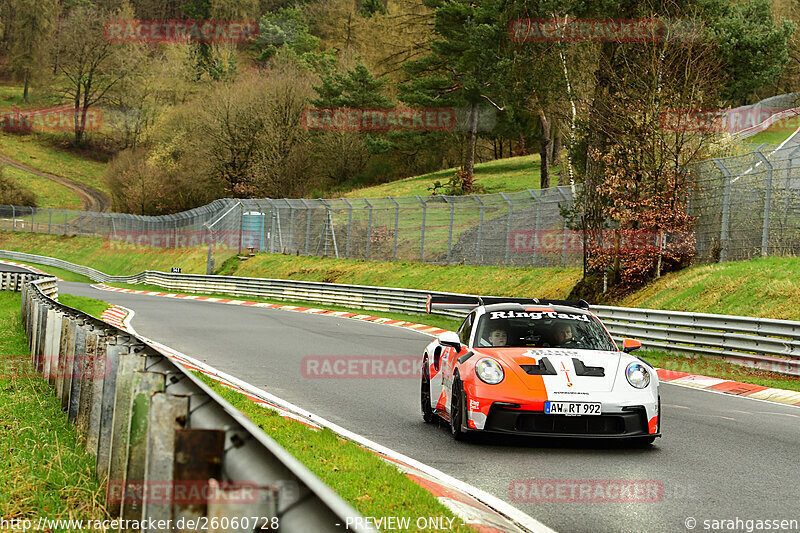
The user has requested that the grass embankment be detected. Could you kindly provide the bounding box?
[0,232,233,276]
[0,291,107,524]
[343,154,555,198]
[745,119,797,146]
[0,134,109,195]
[58,293,110,319]
[3,166,82,209]
[619,256,800,321]
[194,374,473,532]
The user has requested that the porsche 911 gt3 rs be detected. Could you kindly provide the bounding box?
[421,295,660,444]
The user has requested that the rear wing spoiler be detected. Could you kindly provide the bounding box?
[426,295,589,313]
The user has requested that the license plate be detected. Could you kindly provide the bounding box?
[544,401,601,416]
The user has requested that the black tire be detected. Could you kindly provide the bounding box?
[421,358,435,423]
[450,375,469,441]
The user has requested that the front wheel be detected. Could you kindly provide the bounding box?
[450,375,469,441]
[421,358,435,423]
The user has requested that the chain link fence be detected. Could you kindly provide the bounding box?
[2,147,800,268]
[0,187,582,267]
[689,144,800,262]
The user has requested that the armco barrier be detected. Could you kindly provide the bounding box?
[2,249,798,376]
[10,276,375,533]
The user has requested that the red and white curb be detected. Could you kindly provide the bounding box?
[656,369,800,407]
[99,304,551,533]
[93,283,449,336]
[0,259,58,278]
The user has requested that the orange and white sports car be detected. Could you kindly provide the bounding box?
[421,296,660,445]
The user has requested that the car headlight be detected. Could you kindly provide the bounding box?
[626,362,650,389]
[475,358,504,385]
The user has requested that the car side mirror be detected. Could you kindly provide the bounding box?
[439,331,462,350]
[622,338,642,353]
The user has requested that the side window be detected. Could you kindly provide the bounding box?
[458,312,474,346]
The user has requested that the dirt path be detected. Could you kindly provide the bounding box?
[0,152,111,212]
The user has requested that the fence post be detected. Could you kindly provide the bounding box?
[48,209,52,233]
[300,199,312,256]
[472,195,484,265]
[342,198,353,258]
[416,195,427,263]
[528,189,541,266]
[500,192,513,265]
[364,198,373,261]
[557,187,571,266]
[753,151,773,257]
[443,196,454,263]
[387,196,399,261]
[713,159,733,262]
[287,199,295,253]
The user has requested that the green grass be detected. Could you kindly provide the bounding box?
[194,372,474,533]
[343,154,557,198]
[0,134,109,194]
[0,85,61,113]
[0,291,107,524]
[0,231,236,277]
[619,256,800,321]
[746,119,797,145]
[57,294,110,319]
[640,349,800,392]
[3,260,95,283]
[3,165,82,209]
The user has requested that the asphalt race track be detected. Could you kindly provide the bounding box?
[59,281,800,533]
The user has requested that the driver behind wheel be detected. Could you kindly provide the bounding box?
[553,322,575,346]
[487,328,508,347]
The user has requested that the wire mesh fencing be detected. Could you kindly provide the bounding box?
[2,143,799,268]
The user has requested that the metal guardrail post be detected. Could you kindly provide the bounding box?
[120,371,166,524]
[172,428,226,528]
[107,350,146,517]
[713,159,733,261]
[142,392,190,528]
[68,321,89,422]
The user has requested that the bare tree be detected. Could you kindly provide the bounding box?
[50,5,139,144]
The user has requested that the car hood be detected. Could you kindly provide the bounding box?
[473,347,624,393]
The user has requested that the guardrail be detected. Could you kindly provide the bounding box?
[0,271,57,295]
[12,275,374,532]
[3,249,798,376]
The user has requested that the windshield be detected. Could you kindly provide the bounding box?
[474,309,617,351]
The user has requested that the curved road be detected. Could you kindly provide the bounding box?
[59,282,800,533]
[0,153,110,211]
